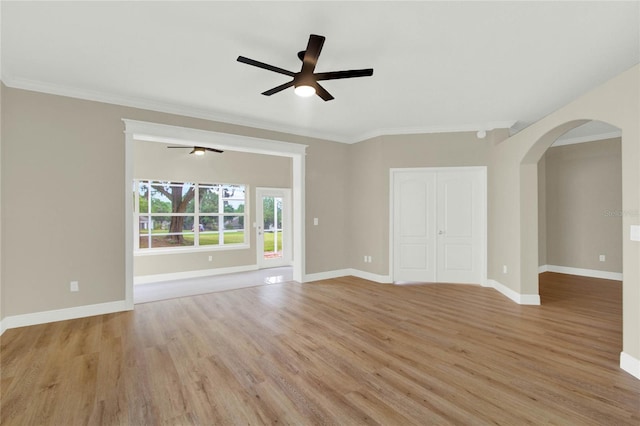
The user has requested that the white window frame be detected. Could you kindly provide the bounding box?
[134,180,249,255]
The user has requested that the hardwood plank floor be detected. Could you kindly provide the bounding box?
[1,272,639,425]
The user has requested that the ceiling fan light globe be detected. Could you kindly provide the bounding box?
[294,85,316,97]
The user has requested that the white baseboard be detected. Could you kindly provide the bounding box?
[484,279,541,305]
[620,352,640,379]
[540,264,622,281]
[0,318,5,336]
[303,269,351,282]
[134,264,259,285]
[1,300,130,332]
[303,268,392,284]
[348,268,393,283]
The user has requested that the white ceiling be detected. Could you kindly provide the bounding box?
[2,1,638,143]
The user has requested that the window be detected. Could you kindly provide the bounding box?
[135,180,247,251]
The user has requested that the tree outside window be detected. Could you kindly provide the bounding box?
[136,181,246,250]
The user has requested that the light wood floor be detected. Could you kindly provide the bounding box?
[2,273,639,425]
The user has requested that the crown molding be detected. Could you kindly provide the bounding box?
[3,75,517,144]
[349,121,517,143]
[551,130,622,147]
[2,75,349,142]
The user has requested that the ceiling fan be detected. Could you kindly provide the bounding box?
[167,146,224,156]
[237,34,374,101]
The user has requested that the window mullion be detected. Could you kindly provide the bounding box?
[194,183,200,247]
[219,186,225,246]
[147,180,152,248]
[134,180,140,251]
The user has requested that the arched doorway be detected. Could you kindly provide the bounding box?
[538,120,623,284]
[515,111,637,378]
[485,66,639,378]
[520,119,623,292]
[534,122,623,353]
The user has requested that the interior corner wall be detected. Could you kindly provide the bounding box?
[544,138,622,273]
[347,130,506,277]
[133,141,292,277]
[304,140,350,275]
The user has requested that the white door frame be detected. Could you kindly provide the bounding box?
[389,166,487,285]
[123,119,307,310]
[256,187,292,268]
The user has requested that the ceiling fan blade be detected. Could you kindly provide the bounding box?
[314,82,334,101]
[301,34,325,74]
[237,56,295,77]
[204,147,224,153]
[167,146,223,154]
[315,68,374,81]
[262,80,295,96]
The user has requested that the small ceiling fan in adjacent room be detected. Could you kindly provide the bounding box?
[166,146,224,156]
[237,34,374,101]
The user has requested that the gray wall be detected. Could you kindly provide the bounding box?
[348,130,507,276]
[304,140,350,274]
[0,86,347,316]
[0,83,3,324]
[542,138,622,272]
[0,85,500,315]
[538,155,547,266]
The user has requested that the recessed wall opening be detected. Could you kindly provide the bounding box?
[123,120,307,308]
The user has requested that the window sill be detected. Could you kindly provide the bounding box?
[134,244,250,256]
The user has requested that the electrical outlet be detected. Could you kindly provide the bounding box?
[599,254,606,262]
[364,255,368,263]
[70,281,79,292]
[502,265,508,274]
[314,218,319,226]
[208,255,213,262]
[368,256,373,263]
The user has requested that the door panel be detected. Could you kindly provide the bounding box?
[393,172,436,282]
[443,244,473,270]
[436,170,483,283]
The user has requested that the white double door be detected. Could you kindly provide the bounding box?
[392,167,486,284]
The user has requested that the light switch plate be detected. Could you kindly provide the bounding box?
[631,225,640,242]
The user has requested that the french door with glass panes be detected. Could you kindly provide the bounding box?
[256,188,291,268]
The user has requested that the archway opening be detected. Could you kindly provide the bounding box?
[522,118,623,356]
[538,120,623,284]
